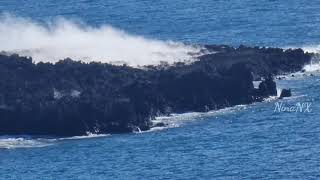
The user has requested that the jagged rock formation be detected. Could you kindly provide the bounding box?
[0,45,313,136]
[201,45,311,80]
[279,89,292,99]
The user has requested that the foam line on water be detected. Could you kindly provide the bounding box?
[0,137,53,149]
[0,134,110,149]
[57,133,110,140]
[148,104,249,132]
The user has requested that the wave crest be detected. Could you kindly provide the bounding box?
[0,134,110,149]
[0,137,53,149]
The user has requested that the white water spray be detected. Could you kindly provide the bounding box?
[0,14,201,66]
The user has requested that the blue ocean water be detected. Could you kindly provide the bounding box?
[1,0,320,47]
[0,0,320,179]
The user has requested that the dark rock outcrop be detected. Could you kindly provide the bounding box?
[279,89,292,99]
[201,45,312,80]
[0,45,313,136]
[256,75,277,97]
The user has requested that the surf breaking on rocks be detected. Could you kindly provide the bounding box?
[0,14,201,66]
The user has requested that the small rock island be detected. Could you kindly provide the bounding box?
[0,45,312,136]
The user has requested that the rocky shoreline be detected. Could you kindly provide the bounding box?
[0,45,313,136]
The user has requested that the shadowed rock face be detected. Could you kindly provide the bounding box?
[0,45,312,136]
[201,45,311,80]
[279,89,292,99]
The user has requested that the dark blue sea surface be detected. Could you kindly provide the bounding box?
[0,0,320,179]
[1,0,320,47]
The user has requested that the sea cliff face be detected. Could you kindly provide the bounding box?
[0,46,312,136]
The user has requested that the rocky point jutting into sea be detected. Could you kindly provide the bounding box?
[0,45,313,136]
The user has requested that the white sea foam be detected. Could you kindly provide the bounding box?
[301,50,320,72]
[0,14,201,66]
[0,134,110,149]
[58,133,110,140]
[286,46,320,73]
[276,88,282,97]
[0,137,53,149]
[282,45,320,72]
[300,45,320,54]
[303,61,320,72]
[148,105,249,132]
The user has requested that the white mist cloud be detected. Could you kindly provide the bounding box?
[0,14,201,66]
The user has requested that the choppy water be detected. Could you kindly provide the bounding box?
[1,0,320,179]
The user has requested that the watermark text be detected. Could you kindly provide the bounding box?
[274,102,312,113]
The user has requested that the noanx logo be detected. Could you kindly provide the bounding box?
[274,102,312,113]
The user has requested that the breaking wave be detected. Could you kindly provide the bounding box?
[0,136,53,149]
[285,45,320,73]
[0,134,110,149]
[301,45,320,54]
[303,62,320,72]
[148,104,249,132]
[0,14,201,66]
[303,52,320,72]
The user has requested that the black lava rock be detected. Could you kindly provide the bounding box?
[0,45,312,136]
[257,75,277,97]
[279,89,292,99]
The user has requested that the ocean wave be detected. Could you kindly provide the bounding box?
[303,62,320,72]
[300,45,320,54]
[302,52,320,72]
[0,14,201,66]
[287,45,320,72]
[57,133,110,140]
[0,136,53,149]
[148,105,249,132]
[0,134,110,149]
[282,45,320,72]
